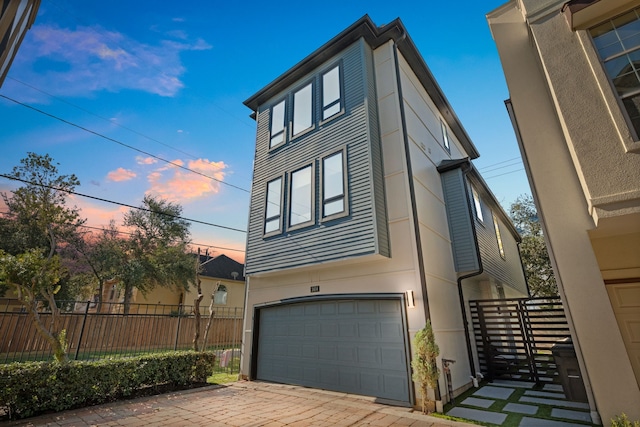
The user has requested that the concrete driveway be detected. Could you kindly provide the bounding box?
[3,381,476,427]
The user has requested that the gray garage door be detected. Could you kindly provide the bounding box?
[256,298,411,403]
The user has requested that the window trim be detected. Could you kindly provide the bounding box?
[290,80,315,140]
[320,62,345,124]
[268,98,287,150]
[472,187,484,223]
[440,119,451,153]
[320,147,349,222]
[263,175,284,237]
[288,163,316,231]
[492,212,506,260]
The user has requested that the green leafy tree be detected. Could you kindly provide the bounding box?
[412,320,440,414]
[99,195,193,314]
[509,194,558,297]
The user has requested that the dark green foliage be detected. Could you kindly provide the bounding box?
[0,351,215,420]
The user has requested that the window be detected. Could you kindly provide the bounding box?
[492,213,505,259]
[214,285,228,305]
[264,177,283,235]
[322,65,342,120]
[270,100,286,148]
[289,164,314,228]
[292,83,313,136]
[472,188,484,222]
[440,120,451,152]
[322,150,347,219]
[591,8,640,136]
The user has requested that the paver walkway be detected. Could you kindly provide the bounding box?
[2,381,475,427]
[445,380,595,427]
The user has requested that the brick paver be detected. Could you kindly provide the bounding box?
[2,381,476,427]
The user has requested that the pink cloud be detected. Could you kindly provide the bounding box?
[146,158,227,202]
[106,167,137,182]
[136,156,158,165]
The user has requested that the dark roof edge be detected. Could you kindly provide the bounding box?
[243,15,479,159]
[438,158,521,241]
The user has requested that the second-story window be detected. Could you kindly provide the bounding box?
[289,164,314,228]
[590,8,640,137]
[292,83,313,137]
[441,120,451,153]
[322,65,342,120]
[264,177,283,235]
[472,187,484,222]
[270,100,286,148]
[492,213,505,259]
[322,150,347,219]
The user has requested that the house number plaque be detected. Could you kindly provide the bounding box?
[310,286,320,293]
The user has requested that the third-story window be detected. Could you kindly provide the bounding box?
[322,65,342,120]
[440,120,451,152]
[492,213,505,259]
[264,177,283,234]
[591,8,640,136]
[289,165,314,227]
[270,100,286,148]
[322,150,347,218]
[293,83,313,136]
[472,188,484,222]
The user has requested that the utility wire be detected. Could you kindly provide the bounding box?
[477,156,521,170]
[479,160,523,174]
[0,173,247,234]
[484,168,525,180]
[0,94,251,194]
[7,76,199,160]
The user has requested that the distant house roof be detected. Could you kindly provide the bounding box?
[198,254,245,282]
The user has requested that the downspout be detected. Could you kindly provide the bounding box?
[392,35,439,401]
[457,163,483,378]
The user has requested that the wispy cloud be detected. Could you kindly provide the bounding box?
[136,156,158,165]
[146,158,227,202]
[106,167,137,182]
[11,24,212,100]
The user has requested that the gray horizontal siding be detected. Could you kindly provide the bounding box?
[440,169,479,273]
[246,39,388,275]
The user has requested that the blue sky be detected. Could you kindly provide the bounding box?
[0,0,529,262]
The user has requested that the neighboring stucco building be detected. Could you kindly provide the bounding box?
[0,0,40,87]
[488,0,640,422]
[241,16,527,407]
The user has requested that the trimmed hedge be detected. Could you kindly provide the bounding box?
[0,351,215,420]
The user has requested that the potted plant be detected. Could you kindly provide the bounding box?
[411,319,440,414]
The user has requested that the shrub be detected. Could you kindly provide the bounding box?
[611,414,640,427]
[0,351,215,420]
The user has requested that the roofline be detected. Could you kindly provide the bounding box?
[243,15,479,159]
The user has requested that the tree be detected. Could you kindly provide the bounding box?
[412,320,440,414]
[509,194,558,297]
[100,195,193,313]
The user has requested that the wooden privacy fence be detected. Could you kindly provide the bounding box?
[0,299,244,365]
[469,296,570,384]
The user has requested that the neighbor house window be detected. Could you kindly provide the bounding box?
[214,284,228,305]
[472,188,484,222]
[289,164,314,228]
[591,8,640,136]
[292,83,313,136]
[441,120,451,152]
[322,64,342,120]
[264,177,283,235]
[322,150,347,219]
[270,100,286,148]
[492,213,505,259]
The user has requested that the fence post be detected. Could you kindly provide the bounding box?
[174,314,182,351]
[74,301,91,360]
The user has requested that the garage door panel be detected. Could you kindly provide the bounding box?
[257,298,410,403]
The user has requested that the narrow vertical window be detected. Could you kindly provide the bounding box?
[322,65,342,120]
[289,165,314,227]
[264,177,283,234]
[472,188,484,222]
[270,100,285,148]
[293,83,313,136]
[441,120,451,152]
[493,213,505,259]
[322,150,347,218]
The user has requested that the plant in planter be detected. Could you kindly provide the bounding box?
[411,319,440,414]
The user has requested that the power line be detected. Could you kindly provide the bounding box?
[0,94,251,194]
[478,156,521,170]
[0,173,247,234]
[484,168,525,180]
[8,76,199,160]
[479,160,523,174]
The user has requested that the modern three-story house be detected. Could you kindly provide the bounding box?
[241,15,527,407]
